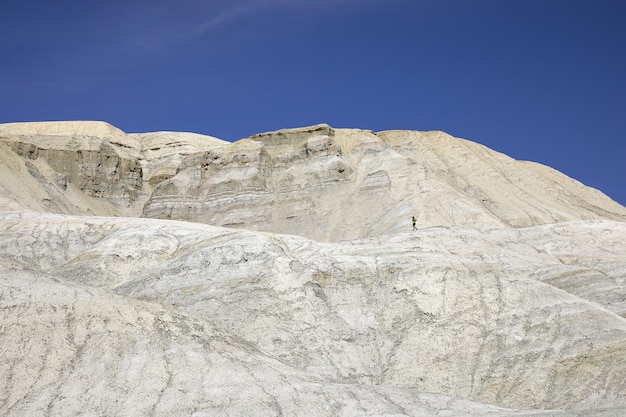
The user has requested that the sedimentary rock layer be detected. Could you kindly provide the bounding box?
[1,121,625,241]
[2,211,625,413]
[1,121,626,416]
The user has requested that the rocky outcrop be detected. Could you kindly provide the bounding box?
[7,266,519,417]
[1,121,626,416]
[143,124,626,241]
[0,122,229,217]
[0,121,147,216]
[2,211,626,413]
[129,130,228,187]
[12,264,615,417]
[2,121,625,241]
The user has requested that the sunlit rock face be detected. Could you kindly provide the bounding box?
[142,124,626,241]
[1,121,626,417]
[0,121,228,217]
[2,121,625,241]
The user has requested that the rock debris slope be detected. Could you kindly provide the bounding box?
[1,121,626,416]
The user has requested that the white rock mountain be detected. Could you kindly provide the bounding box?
[1,121,625,416]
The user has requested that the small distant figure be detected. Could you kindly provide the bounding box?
[412,216,417,231]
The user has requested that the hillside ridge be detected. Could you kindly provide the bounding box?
[1,121,626,416]
[1,121,624,241]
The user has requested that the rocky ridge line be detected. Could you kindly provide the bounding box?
[1,121,626,416]
[1,121,625,241]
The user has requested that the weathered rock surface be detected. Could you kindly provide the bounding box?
[1,121,626,416]
[0,121,227,218]
[1,121,625,241]
[0,121,144,216]
[143,125,626,241]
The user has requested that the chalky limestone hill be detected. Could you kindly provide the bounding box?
[1,121,626,416]
[1,121,625,240]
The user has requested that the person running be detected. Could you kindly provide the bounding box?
[412,216,417,231]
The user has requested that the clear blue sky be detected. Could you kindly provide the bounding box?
[1,0,625,206]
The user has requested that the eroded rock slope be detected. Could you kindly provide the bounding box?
[1,121,625,241]
[1,121,626,416]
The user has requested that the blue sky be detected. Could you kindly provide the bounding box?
[1,0,625,206]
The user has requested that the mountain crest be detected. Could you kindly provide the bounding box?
[1,121,624,241]
[1,121,626,416]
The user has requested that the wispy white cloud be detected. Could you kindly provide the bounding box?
[193,2,255,34]
[94,0,387,63]
[194,0,382,35]
[120,0,338,52]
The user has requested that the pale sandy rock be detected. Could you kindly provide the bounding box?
[4,260,603,417]
[143,139,273,228]
[0,120,130,142]
[2,211,626,412]
[1,121,626,416]
[144,125,626,241]
[2,121,626,241]
[130,131,228,187]
[0,269,440,416]
[0,122,146,216]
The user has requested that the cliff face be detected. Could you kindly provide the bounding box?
[0,122,147,216]
[1,121,626,416]
[1,121,625,241]
[143,124,626,241]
